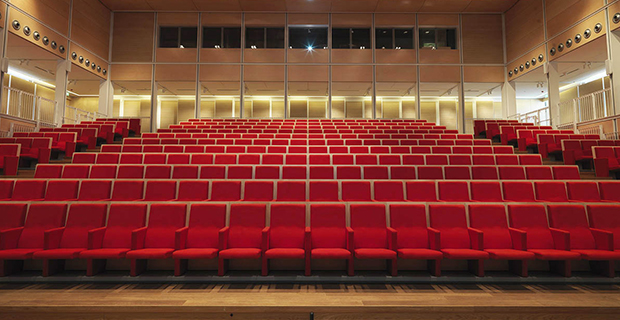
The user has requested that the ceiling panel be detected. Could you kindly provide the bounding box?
[285,0,332,12]
[98,0,151,10]
[146,0,198,10]
[464,0,519,12]
[419,0,472,12]
[331,0,379,12]
[193,0,243,11]
[375,0,425,12]
[239,0,287,11]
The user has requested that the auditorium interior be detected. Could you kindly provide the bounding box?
[1,0,620,319]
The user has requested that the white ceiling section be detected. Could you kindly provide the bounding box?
[97,0,519,13]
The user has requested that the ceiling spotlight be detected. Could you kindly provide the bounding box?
[251,45,257,49]
[214,45,220,49]
[307,45,313,51]
[180,44,185,49]
[395,46,401,50]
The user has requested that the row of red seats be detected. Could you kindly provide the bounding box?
[158,128,459,134]
[517,129,574,151]
[0,144,20,175]
[81,121,129,138]
[486,122,535,140]
[100,144,514,155]
[96,118,142,135]
[537,134,600,159]
[0,137,51,164]
[39,127,98,149]
[13,132,77,158]
[500,125,551,145]
[1,179,612,202]
[563,140,620,165]
[73,152,541,166]
[141,132,476,140]
[2,202,618,277]
[593,146,620,177]
[169,125,444,130]
[474,119,518,137]
[62,124,114,144]
[185,118,427,122]
[125,138,488,147]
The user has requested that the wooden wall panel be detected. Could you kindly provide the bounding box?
[110,64,152,81]
[0,2,6,29]
[609,2,620,32]
[156,48,197,62]
[244,49,285,63]
[419,49,460,64]
[7,8,68,59]
[331,50,372,64]
[332,14,372,27]
[200,49,241,63]
[545,0,604,39]
[244,13,285,26]
[201,13,242,26]
[10,0,70,35]
[505,0,544,63]
[507,44,546,80]
[155,64,197,81]
[112,13,154,62]
[418,14,459,26]
[288,66,328,82]
[463,66,504,83]
[70,0,111,59]
[244,65,285,82]
[288,14,328,25]
[200,65,240,82]
[70,43,109,80]
[547,11,608,62]
[375,50,416,64]
[288,49,329,63]
[374,14,416,27]
[461,14,504,64]
[332,66,372,82]
[376,65,417,82]
[420,66,460,82]
[157,13,199,27]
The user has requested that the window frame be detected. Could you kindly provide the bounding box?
[245,27,285,49]
[159,26,198,49]
[288,26,329,50]
[202,27,241,49]
[418,27,458,50]
[333,27,371,49]
[375,27,414,50]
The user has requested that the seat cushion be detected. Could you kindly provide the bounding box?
[485,249,536,260]
[354,248,397,259]
[397,248,443,260]
[265,248,305,259]
[528,249,582,260]
[572,250,620,260]
[172,248,218,260]
[219,248,262,259]
[125,248,174,259]
[79,248,130,259]
[0,248,41,259]
[311,248,351,259]
[32,248,85,260]
[441,249,489,260]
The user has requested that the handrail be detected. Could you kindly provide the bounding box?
[2,86,57,129]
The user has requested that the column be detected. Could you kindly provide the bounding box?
[98,78,113,117]
[546,61,560,128]
[54,60,70,126]
[608,27,620,116]
[501,80,517,119]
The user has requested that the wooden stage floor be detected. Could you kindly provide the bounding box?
[1,282,619,319]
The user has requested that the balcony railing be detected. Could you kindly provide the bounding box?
[1,86,56,128]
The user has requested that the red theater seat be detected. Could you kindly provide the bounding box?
[218,204,266,276]
[211,181,241,201]
[45,180,79,201]
[0,203,26,231]
[308,204,353,276]
[534,181,568,202]
[145,181,177,201]
[309,181,339,201]
[502,181,535,202]
[61,165,90,179]
[34,164,63,178]
[587,204,620,253]
[552,166,581,180]
[470,181,503,202]
[342,181,371,201]
[89,165,117,179]
[525,166,553,180]
[374,181,404,201]
[406,181,437,202]
[438,181,469,202]
[567,181,601,202]
[262,204,306,276]
[177,181,209,201]
[349,204,397,276]
[111,180,144,201]
[78,180,112,201]
[11,180,46,201]
[277,181,306,201]
[244,181,274,201]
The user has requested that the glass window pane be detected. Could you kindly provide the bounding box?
[203,27,221,48]
[180,27,198,48]
[223,28,241,48]
[266,28,285,48]
[160,27,179,48]
[446,29,457,49]
[351,28,370,49]
[394,28,414,49]
[375,28,393,49]
[246,28,265,48]
[332,28,351,49]
[289,27,327,49]
[419,28,435,49]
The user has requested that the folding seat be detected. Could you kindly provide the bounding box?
[200,165,226,179]
[144,165,172,179]
[390,166,416,180]
[282,166,307,179]
[143,153,166,164]
[144,181,177,201]
[493,146,515,154]
[426,155,448,165]
[472,154,495,165]
[117,165,144,179]
[0,203,67,276]
[309,154,331,165]
[32,204,107,276]
[389,204,443,276]
[374,181,404,201]
[111,180,144,201]
[444,166,471,180]
[168,154,191,165]
[470,181,503,202]
[120,154,143,164]
[471,166,499,180]
[402,155,424,165]
[218,204,266,276]
[438,181,470,202]
[263,154,284,165]
[564,181,600,202]
[495,155,519,165]
[468,204,535,276]
[0,203,26,231]
[428,204,489,276]
[307,181,338,202]
[363,166,389,179]
[89,165,118,179]
[286,154,307,165]
[452,146,472,154]
[96,153,120,164]
[276,181,306,201]
[228,166,253,179]
[177,181,209,201]
[379,155,401,165]
[349,204,397,276]
[58,164,89,179]
[241,181,273,201]
[417,166,444,179]
[502,181,535,202]
[173,204,226,276]
[190,154,213,164]
[342,181,372,201]
[80,204,148,276]
[519,154,543,165]
[238,154,260,165]
[587,204,620,253]
[211,181,241,201]
[449,155,472,165]
[307,204,353,275]
[45,180,79,201]
[406,181,437,202]
[508,204,581,277]
[310,166,334,179]
[255,166,280,179]
[72,153,96,164]
[534,181,568,202]
[34,164,63,178]
[431,146,451,154]
[525,166,553,180]
[598,181,620,201]
[473,146,493,154]
[547,204,620,277]
[552,166,580,180]
[498,166,526,180]
[77,180,112,201]
[262,204,307,276]
[11,180,46,201]
[337,166,361,179]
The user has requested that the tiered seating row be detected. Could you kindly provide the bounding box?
[125,138,489,147]
[186,118,427,122]
[474,119,519,137]
[536,134,600,158]
[39,127,98,149]
[517,129,575,151]
[0,137,52,164]
[159,128,459,134]
[95,118,142,135]
[1,178,609,202]
[500,125,551,144]
[563,139,620,165]
[1,202,619,277]
[141,133,476,140]
[593,146,620,177]
[62,123,114,144]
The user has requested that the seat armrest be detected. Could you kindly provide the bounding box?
[427,227,441,250]
[4,156,19,175]
[88,227,107,249]
[549,228,570,250]
[509,228,527,250]
[261,227,270,252]
[0,227,24,250]
[305,227,311,255]
[387,227,397,250]
[175,227,189,250]
[590,228,614,251]
[44,227,65,250]
[218,227,229,251]
[467,227,484,250]
[131,227,148,250]
[346,227,354,252]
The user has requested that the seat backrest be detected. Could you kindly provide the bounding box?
[566,181,600,202]
[78,180,112,201]
[228,204,266,249]
[177,181,209,201]
[587,204,620,249]
[102,204,148,248]
[111,180,144,201]
[269,204,305,249]
[34,164,63,178]
[18,204,67,248]
[438,181,469,201]
[547,204,595,250]
[374,181,404,201]
[0,203,27,230]
[310,204,347,249]
[502,181,535,202]
[145,180,177,201]
[389,204,429,249]
[61,165,90,179]
[428,204,470,249]
[552,166,580,180]
[276,181,306,201]
[525,166,553,180]
[350,204,387,249]
[309,181,338,201]
[244,181,274,201]
[470,181,503,202]
[507,204,553,249]
[12,180,46,201]
[45,180,79,201]
[468,204,512,249]
[60,204,107,248]
[534,181,568,202]
[341,181,371,201]
[186,204,226,249]
[144,204,187,248]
